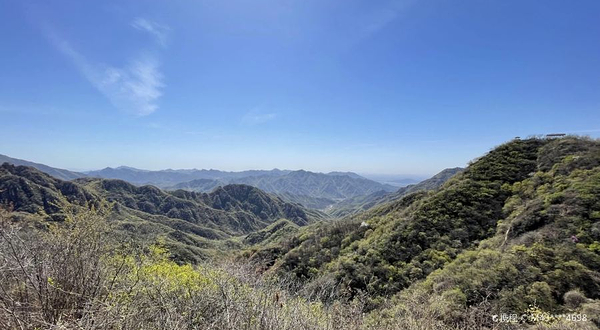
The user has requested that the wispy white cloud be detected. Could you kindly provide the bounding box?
[100,57,163,116]
[43,21,165,116]
[241,110,278,126]
[131,17,170,47]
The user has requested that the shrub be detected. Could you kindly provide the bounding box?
[564,290,587,309]
[0,206,367,329]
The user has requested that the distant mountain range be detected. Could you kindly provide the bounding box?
[85,166,293,187]
[0,153,458,212]
[168,169,398,208]
[85,167,397,194]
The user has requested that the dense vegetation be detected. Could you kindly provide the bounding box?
[1,136,599,329]
[270,140,546,294]
[248,137,600,328]
[367,137,600,328]
[0,207,363,329]
[0,164,322,263]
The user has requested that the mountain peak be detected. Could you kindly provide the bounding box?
[115,166,147,172]
[327,171,364,179]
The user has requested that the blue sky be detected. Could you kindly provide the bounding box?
[1,0,599,176]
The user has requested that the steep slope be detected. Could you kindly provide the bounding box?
[0,164,320,262]
[0,155,85,180]
[255,137,600,323]
[76,178,316,235]
[394,167,464,196]
[243,219,300,246]
[276,192,338,210]
[327,167,463,217]
[372,137,600,328]
[0,163,96,219]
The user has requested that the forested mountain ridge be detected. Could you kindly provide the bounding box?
[0,163,95,221]
[0,163,321,262]
[169,169,398,209]
[248,136,600,328]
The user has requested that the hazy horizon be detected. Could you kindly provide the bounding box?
[0,152,430,181]
[2,0,600,175]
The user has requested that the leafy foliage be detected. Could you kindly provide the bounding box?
[263,137,600,328]
[0,208,364,329]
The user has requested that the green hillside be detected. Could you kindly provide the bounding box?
[246,136,600,328]
[0,163,322,262]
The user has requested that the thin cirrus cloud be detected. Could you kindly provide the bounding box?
[42,18,167,116]
[131,17,170,47]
